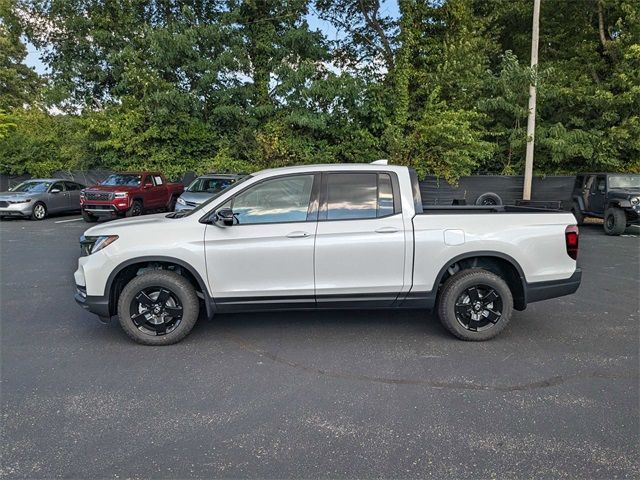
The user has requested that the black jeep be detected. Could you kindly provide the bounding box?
[571,173,640,235]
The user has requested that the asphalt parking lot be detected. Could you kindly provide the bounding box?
[1,214,638,478]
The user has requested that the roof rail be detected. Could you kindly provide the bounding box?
[370,159,388,165]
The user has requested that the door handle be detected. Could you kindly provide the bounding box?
[286,231,310,238]
[375,227,399,233]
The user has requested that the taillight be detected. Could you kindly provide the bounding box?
[565,225,579,260]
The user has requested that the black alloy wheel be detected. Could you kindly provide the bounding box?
[117,270,199,345]
[129,287,183,336]
[437,268,513,341]
[454,284,503,332]
[129,201,143,217]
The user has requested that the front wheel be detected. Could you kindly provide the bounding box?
[604,207,626,236]
[30,202,47,220]
[117,270,199,345]
[437,269,513,341]
[126,200,143,217]
[167,195,178,211]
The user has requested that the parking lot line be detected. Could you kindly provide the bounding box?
[54,217,84,223]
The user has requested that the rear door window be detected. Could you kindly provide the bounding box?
[324,173,397,220]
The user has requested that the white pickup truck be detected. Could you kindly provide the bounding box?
[74,163,581,345]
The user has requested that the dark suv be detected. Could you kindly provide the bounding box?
[571,173,640,235]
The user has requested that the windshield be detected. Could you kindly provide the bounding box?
[187,177,238,193]
[11,181,52,193]
[609,175,640,189]
[180,175,253,217]
[101,174,142,186]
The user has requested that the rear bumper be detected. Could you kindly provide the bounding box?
[525,268,582,304]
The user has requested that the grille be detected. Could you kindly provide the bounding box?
[0,201,8,208]
[186,200,198,207]
[85,191,113,201]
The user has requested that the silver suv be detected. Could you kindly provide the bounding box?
[174,174,243,212]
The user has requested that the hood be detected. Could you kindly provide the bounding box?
[84,184,139,192]
[609,188,640,197]
[0,191,36,200]
[84,212,173,236]
[179,191,214,204]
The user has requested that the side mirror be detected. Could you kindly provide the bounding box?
[598,184,606,193]
[214,208,235,227]
[51,188,61,194]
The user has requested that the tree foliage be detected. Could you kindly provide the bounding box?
[1,0,638,178]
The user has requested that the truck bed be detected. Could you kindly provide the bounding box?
[419,205,564,214]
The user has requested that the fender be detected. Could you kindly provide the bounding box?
[399,251,527,310]
[104,256,215,318]
[608,199,632,208]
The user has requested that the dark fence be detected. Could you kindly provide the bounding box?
[0,170,113,192]
[420,175,576,209]
[0,170,577,210]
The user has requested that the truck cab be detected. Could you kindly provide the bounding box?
[81,172,184,222]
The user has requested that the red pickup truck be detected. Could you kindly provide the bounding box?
[80,172,184,222]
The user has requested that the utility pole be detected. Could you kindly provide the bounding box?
[523,0,541,201]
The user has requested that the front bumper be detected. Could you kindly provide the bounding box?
[0,202,33,217]
[74,284,111,319]
[525,268,582,304]
[82,204,127,216]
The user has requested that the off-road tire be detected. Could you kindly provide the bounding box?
[117,270,199,346]
[126,200,143,217]
[604,207,626,236]
[437,268,513,341]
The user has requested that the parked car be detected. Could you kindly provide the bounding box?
[81,172,184,222]
[174,173,243,212]
[571,173,640,235]
[74,162,581,345]
[0,179,85,220]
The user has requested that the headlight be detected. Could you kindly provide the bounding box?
[177,197,186,205]
[631,197,639,206]
[92,235,119,253]
[8,198,31,204]
[114,192,128,199]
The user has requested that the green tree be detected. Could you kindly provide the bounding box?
[0,0,41,109]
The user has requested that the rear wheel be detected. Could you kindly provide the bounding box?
[604,207,626,236]
[117,270,199,345]
[437,269,513,341]
[30,202,47,220]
